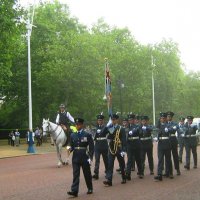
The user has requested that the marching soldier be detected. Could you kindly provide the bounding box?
[103,113,126,186]
[154,112,172,181]
[93,114,109,180]
[139,116,154,175]
[126,114,143,180]
[67,118,94,197]
[166,111,181,176]
[177,117,186,163]
[184,116,198,170]
[116,117,129,173]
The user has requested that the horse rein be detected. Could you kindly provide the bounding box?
[44,122,63,143]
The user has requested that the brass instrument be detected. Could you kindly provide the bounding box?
[109,127,121,155]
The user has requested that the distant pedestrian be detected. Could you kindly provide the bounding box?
[14,129,20,146]
[10,131,15,147]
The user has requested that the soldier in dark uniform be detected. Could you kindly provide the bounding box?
[103,113,126,186]
[177,117,186,163]
[55,104,74,146]
[93,114,109,180]
[166,111,181,176]
[67,118,94,197]
[154,112,172,181]
[126,114,143,180]
[139,116,154,175]
[184,116,198,170]
[116,117,129,173]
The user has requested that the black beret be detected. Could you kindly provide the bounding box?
[166,111,174,117]
[160,112,167,117]
[187,116,194,120]
[141,116,149,120]
[127,114,135,119]
[96,114,104,120]
[111,113,119,119]
[74,118,84,124]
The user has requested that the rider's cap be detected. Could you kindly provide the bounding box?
[59,104,65,108]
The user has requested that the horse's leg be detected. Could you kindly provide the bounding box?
[56,144,63,167]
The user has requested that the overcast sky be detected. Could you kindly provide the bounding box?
[20,0,200,72]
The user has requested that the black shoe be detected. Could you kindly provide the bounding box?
[169,174,174,179]
[193,165,197,169]
[131,168,135,171]
[177,170,181,175]
[179,159,182,163]
[126,175,131,181]
[121,179,126,184]
[184,165,190,170]
[92,174,99,180]
[154,175,162,181]
[87,189,93,194]
[116,168,121,172]
[67,191,78,197]
[163,174,169,178]
[139,174,144,179]
[103,180,112,186]
[150,171,154,175]
[51,143,54,146]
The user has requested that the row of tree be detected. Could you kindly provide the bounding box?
[0,0,200,131]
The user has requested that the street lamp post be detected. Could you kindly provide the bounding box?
[151,56,156,126]
[27,18,33,130]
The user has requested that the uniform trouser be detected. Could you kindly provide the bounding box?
[178,138,185,161]
[71,160,93,193]
[185,144,197,167]
[141,147,154,172]
[94,148,108,175]
[126,147,143,175]
[170,143,180,171]
[106,151,126,182]
[157,147,171,175]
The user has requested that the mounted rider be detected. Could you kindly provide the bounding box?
[51,104,75,145]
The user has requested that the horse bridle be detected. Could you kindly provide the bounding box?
[44,121,63,143]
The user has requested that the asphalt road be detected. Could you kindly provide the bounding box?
[1,144,200,200]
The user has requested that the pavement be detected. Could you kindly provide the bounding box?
[1,143,200,200]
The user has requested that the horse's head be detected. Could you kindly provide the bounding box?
[42,118,50,136]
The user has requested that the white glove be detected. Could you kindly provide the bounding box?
[128,131,133,135]
[181,134,184,137]
[120,152,126,157]
[153,137,158,142]
[165,128,168,132]
[142,126,146,130]
[173,126,177,130]
[87,158,92,165]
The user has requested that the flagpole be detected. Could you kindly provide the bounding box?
[104,58,112,117]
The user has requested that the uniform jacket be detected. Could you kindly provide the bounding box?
[94,125,109,150]
[127,124,141,149]
[139,125,153,149]
[70,130,94,162]
[107,124,126,153]
[184,123,198,147]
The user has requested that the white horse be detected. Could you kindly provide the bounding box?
[42,118,70,167]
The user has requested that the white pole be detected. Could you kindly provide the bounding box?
[27,18,32,130]
[151,56,156,126]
